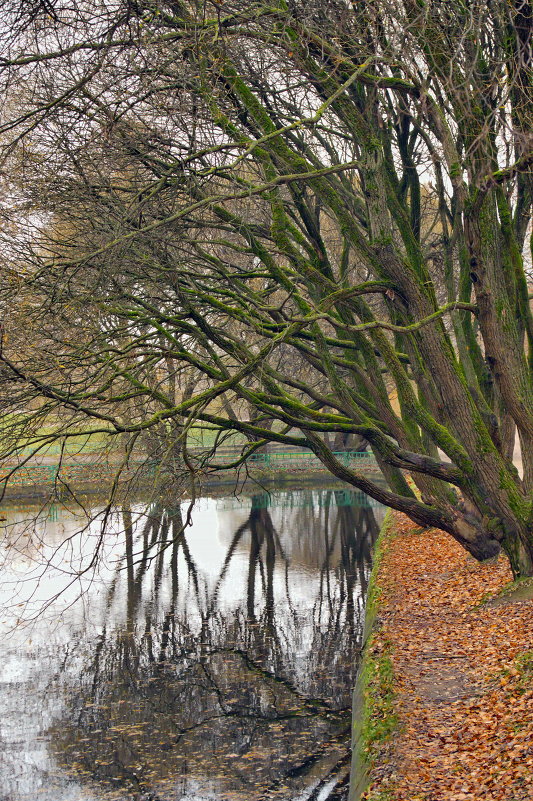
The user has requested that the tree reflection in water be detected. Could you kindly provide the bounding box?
[51,489,382,801]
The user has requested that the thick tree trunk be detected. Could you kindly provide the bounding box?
[448,514,502,563]
[444,503,533,578]
[310,433,533,576]
[501,527,533,579]
[435,488,533,578]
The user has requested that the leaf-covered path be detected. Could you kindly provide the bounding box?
[366,513,533,801]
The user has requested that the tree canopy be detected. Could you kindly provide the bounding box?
[0,0,532,575]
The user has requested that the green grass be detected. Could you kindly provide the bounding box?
[1,421,247,457]
[360,637,398,752]
[475,575,533,608]
[0,430,112,458]
[186,425,246,447]
[364,509,396,624]
[20,434,110,456]
[350,509,399,800]
[515,650,533,688]
[364,791,396,801]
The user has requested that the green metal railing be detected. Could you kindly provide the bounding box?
[216,488,382,511]
[205,449,377,471]
[243,450,376,467]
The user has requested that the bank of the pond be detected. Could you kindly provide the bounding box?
[0,466,385,501]
[0,454,381,500]
[350,511,533,801]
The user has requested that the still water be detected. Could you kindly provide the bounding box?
[0,487,384,801]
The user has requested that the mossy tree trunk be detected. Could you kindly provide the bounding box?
[0,0,532,575]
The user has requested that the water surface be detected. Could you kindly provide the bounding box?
[0,487,383,801]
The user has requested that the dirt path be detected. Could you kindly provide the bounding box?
[366,513,533,801]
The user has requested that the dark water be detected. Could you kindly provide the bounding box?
[0,487,384,801]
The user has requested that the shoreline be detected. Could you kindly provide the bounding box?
[0,460,382,502]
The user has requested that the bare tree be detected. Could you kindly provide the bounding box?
[0,0,532,575]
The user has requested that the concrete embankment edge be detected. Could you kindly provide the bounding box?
[348,508,396,801]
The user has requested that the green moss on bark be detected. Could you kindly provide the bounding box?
[349,510,399,800]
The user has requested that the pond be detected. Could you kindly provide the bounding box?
[0,486,384,801]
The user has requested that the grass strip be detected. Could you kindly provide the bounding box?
[349,510,399,801]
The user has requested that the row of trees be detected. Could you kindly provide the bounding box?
[0,0,532,574]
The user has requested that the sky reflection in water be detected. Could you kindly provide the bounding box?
[0,487,384,801]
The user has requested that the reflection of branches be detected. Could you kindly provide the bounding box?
[210,646,348,719]
[307,751,351,801]
[206,515,250,613]
[256,725,351,801]
[48,488,380,799]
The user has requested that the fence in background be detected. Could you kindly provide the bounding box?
[0,448,378,489]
